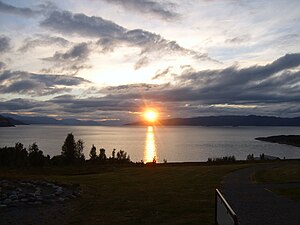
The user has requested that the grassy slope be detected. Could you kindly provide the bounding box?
[0,164,246,225]
[255,161,300,201]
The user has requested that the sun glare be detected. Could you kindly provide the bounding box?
[144,110,157,123]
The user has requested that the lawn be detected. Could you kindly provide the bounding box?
[0,163,246,225]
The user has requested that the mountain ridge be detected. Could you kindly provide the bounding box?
[0,114,121,126]
[127,115,300,126]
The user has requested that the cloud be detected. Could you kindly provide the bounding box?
[134,56,149,70]
[23,54,300,115]
[152,66,173,80]
[42,42,92,75]
[0,98,48,111]
[0,61,5,70]
[100,53,300,106]
[40,10,214,61]
[0,1,38,17]
[0,70,91,96]
[225,35,250,44]
[1,54,299,119]
[103,0,179,20]
[18,34,70,52]
[0,35,11,53]
[43,42,90,61]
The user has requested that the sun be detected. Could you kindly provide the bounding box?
[144,110,157,123]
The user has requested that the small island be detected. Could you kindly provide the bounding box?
[255,135,300,147]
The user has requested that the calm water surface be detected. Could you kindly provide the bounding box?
[0,125,300,162]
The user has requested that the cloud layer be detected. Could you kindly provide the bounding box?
[0,70,90,96]
[40,10,211,61]
[1,54,299,120]
[103,0,179,20]
[0,1,38,17]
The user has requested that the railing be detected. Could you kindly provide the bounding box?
[215,189,239,225]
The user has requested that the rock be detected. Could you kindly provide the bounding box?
[9,194,18,200]
[21,198,28,202]
[58,197,64,202]
[3,199,12,204]
[0,204,7,208]
[18,193,26,199]
[10,191,17,196]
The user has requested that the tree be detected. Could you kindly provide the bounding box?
[89,145,97,160]
[28,142,45,167]
[99,148,107,161]
[246,154,254,161]
[61,133,77,164]
[112,149,116,159]
[116,150,130,162]
[14,142,28,167]
[76,139,85,161]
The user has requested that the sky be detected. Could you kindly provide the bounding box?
[0,0,300,124]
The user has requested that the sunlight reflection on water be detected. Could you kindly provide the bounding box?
[144,126,157,162]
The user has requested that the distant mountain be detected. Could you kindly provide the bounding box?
[0,115,14,127]
[0,115,27,127]
[1,114,122,126]
[127,115,300,126]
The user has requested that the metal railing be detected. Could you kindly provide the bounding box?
[215,189,239,225]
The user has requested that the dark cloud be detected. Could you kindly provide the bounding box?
[42,42,92,75]
[41,10,125,38]
[103,0,179,20]
[101,83,162,93]
[0,35,11,53]
[43,42,89,61]
[152,66,173,80]
[0,1,38,17]
[19,34,70,52]
[40,10,214,61]
[134,56,149,70]
[0,70,90,96]
[0,98,48,111]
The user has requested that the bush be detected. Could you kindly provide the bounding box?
[207,155,236,163]
[0,143,28,167]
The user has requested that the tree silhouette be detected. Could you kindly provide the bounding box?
[99,148,107,161]
[61,133,77,164]
[89,144,97,160]
[28,142,45,166]
[76,139,85,161]
[116,150,130,162]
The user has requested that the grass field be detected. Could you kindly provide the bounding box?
[254,160,300,201]
[0,163,246,225]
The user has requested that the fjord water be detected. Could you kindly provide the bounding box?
[0,125,300,162]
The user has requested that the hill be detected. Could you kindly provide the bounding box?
[256,135,300,147]
[127,115,300,126]
[0,115,27,127]
[1,114,121,126]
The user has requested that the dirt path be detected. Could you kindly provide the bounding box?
[222,164,300,225]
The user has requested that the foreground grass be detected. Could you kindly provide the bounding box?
[0,163,246,225]
[255,160,300,202]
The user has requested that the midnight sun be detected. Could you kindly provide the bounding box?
[144,110,157,123]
